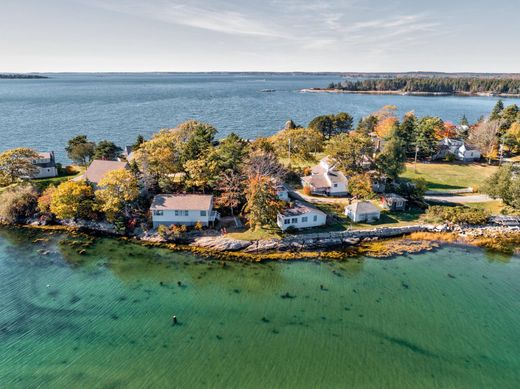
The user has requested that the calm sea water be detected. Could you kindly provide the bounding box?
[2,73,520,161]
[0,228,518,388]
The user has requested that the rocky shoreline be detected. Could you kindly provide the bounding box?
[9,219,519,259]
[300,88,520,98]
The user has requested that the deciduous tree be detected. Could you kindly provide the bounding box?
[50,180,96,220]
[0,148,39,186]
[65,135,96,166]
[95,169,139,221]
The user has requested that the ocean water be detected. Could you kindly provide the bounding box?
[1,73,520,161]
[0,228,518,388]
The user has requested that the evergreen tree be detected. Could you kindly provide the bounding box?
[490,100,504,121]
[460,114,469,126]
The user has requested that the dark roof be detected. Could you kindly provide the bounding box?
[280,201,326,217]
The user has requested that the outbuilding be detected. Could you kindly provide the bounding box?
[345,201,381,223]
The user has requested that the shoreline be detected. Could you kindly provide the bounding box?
[300,88,520,98]
[5,220,519,261]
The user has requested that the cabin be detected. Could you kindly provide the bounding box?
[150,194,219,228]
[301,157,348,196]
[434,138,481,162]
[31,152,58,178]
[73,160,128,186]
[345,201,381,223]
[277,201,327,231]
[381,193,407,211]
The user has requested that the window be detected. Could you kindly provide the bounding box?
[291,218,298,224]
[184,210,189,216]
[200,210,207,216]
[284,219,290,225]
[154,210,163,216]
[333,183,338,188]
[302,217,308,223]
[174,210,179,216]
[313,215,317,222]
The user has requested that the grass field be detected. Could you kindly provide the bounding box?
[227,227,282,241]
[401,162,498,191]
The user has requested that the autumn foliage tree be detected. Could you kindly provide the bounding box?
[0,148,39,186]
[244,175,284,230]
[468,120,500,163]
[50,180,96,220]
[95,169,139,222]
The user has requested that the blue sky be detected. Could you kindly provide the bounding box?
[1,0,518,72]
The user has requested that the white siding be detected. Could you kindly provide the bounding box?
[152,208,211,228]
[277,211,327,231]
[32,166,58,178]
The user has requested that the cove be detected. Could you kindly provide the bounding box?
[0,228,519,388]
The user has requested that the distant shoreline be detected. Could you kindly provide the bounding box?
[0,74,48,79]
[301,88,520,98]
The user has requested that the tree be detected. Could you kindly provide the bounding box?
[376,135,406,180]
[37,185,57,214]
[95,169,139,222]
[183,157,218,192]
[309,112,353,138]
[325,132,374,175]
[415,117,443,159]
[468,120,500,163]
[0,185,38,223]
[460,114,469,127]
[211,133,247,173]
[216,170,245,217]
[243,151,286,182]
[435,121,458,139]
[93,140,122,160]
[244,175,284,230]
[503,122,520,153]
[395,112,417,155]
[50,180,96,220]
[132,135,145,151]
[65,135,96,166]
[483,164,520,209]
[356,115,378,134]
[0,148,39,186]
[490,100,504,121]
[348,174,374,199]
[375,117,399,139]
[270,127,324,163]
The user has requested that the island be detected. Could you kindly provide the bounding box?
[0,73,48,79]
[304,77,520,97]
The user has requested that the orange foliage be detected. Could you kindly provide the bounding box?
[375,117,398,138]
[435,121,457,139]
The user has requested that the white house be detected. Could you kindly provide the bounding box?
[73,160,128,186]
[151,194,219,228]
[277,201,327,231]
[31,152,58,178]
[434,138,481,162]
[345,201,381,223]
[301,157,348,196]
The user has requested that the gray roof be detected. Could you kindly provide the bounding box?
[383,193,407,201]
[280,201,326,217]
[151,194,213,211]
[74,160,128,184]
[346,201,380,215]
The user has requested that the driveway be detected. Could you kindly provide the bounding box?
[425,194,493,203]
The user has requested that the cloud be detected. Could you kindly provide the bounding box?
[79,0,447,54]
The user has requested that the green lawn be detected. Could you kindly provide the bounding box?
[401,162,498,191]
[313,201,426,231]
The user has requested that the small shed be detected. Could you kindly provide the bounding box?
[345,201,381,223]
[382,193,407,211]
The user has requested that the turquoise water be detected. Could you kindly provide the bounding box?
[0,228,519,388]
[2,73,520,161]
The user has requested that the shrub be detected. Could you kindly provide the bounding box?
[37,185,56,214]
[426,206,489,225]
[302,186,312,196]
[0,185,38,223]
[195,221,203,231]
[157,224,170,238]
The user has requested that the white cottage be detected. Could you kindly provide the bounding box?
[301,157,348,196]
[434,138,481,162]
[345,201,381,223]
[151,194,219,228]
[277,201,327,231]
[31,152,58,178]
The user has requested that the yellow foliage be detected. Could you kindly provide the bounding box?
[95,169,139,221]
[50,180,95,220]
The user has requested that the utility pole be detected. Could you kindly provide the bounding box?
[414,144,419,173]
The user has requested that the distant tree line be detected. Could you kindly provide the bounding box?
[0,74,48,79]
[328,78,520,95]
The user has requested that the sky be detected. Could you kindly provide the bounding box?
[1,0,518,73]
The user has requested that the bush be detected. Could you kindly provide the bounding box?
[302,186,312,196]
[444,153,456,162]
[157,224,170,238]
[37,185,56,214]
[426,206,489,225]
[0,185,38,223]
